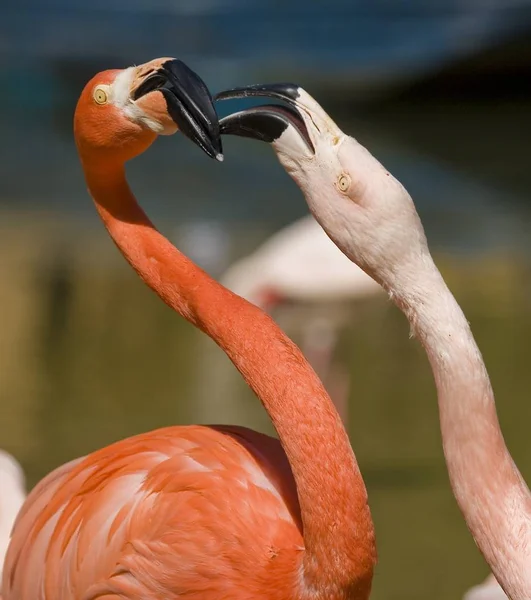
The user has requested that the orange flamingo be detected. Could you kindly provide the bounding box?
[218,84,531,599]
[2,60,375,600]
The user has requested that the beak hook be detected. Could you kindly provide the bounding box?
[135,59,223,160]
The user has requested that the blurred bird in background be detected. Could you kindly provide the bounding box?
[221,215,382,424]
[0,451,26,584]
[463,575,507,600]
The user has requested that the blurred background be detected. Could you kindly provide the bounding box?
[1,0,531,598]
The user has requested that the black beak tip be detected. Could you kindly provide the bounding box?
[215,83,302,104]
[157,59,223,160]
[205,138,224,162]
[219,104,314,153]
[219,108,289,143]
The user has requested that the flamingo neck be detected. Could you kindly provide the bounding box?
[392,257,531,599]
[81,160,376,597]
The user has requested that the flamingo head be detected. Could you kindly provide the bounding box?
[74,58,223,165]
[217,85,429,291]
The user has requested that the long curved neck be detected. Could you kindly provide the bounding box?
[81,160,375,595]
[392,258,531,600]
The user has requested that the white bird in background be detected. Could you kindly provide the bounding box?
[463,575,507,600]
[222,215,379,308]
[221,215,382,423]
[0,451,26,583]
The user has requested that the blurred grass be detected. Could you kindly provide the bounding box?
[0,213,530,599]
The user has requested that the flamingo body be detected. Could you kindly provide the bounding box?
[6,426,304,599]
[222,215,379,309]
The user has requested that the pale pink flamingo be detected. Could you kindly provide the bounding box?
[217,83,531,599]
[0,451,25,585]
[2,61,376,599]
[221,214,381,424]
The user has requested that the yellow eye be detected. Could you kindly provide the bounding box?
[93,86,109,105]
[337,173,351,193]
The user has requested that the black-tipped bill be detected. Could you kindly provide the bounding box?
[215,82,301,106]
[134,59,223,160]
[219,104,314,152]
[216,82,313,152]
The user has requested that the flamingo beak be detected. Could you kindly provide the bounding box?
[215,83,314,153]
[134,59,223,160]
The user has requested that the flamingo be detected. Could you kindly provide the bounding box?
[2,60,376,600]
[221,214,382,424]
[217,84,531,599]
[0,451,25,585]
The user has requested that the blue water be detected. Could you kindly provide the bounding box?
[0,0,530,254]
[2,0,531,94]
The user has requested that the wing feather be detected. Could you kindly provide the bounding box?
[3,426,303,600]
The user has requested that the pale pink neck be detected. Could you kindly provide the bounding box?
[82,161,375,594]
[393,259,531,599]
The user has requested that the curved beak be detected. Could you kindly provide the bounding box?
[134,59,223,160]
[219,103,314,153]
[215,84,342,153]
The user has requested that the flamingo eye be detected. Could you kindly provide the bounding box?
[93,85,110,105]
[337,173,351,193]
